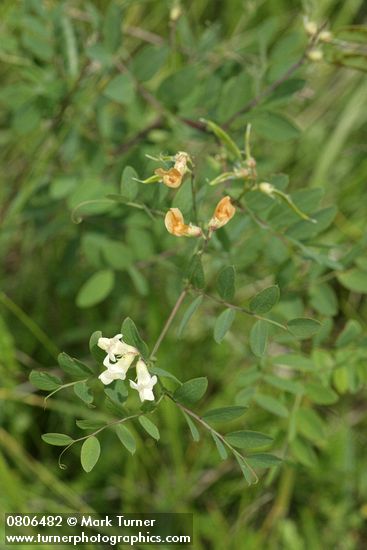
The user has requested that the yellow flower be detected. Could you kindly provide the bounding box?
[164,208,202,237]
[155,151,190,188]
[208,196,236,232]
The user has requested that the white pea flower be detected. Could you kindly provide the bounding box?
[97,333,139,385]
[99,354,138,385]
[98,333,137,362]
[129,359,157,402]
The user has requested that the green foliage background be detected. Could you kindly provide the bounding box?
[1,0,367,548]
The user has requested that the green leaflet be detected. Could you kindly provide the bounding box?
[214,309,236,343]
[177,296,203,338]
[287,318,321,339]
[138,416,160,441]
[249,321,268,357]
[174,377,208,406]
[249,285,280,314]
[216,266,236,301]
[80,437,101,473]
[29,371,62,391]
[115,424,136,455]
[42,433,74,446]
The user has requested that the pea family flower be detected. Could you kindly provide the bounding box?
[130,359,158,402]
[208,196,236,232]
[99,357,134,385]
[155,151,190,188]
[98,333,127,362]
[98,334,139,386]
[165,208,202,237]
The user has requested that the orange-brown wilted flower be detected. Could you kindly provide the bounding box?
[155,151,190,188]
[164,208,202,238]
[208,196,236,232]
[155,167,182,188]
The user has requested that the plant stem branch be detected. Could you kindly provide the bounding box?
[223,54,307,128]
[165,392,258,482]
[58,413,141,468]
[113,116,163,155]
[190,172,199,225]
[222,27,327,130]
[57,395,165,468]
[44,379,88,405]
[195,290,288,331]
[150,289,188,359]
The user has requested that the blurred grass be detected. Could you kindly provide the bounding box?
[1,1,367,549]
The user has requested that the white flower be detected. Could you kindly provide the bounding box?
[98,333,138,362]
[129,359,157,402]
[98,354,136,385]
[97,333,139,385]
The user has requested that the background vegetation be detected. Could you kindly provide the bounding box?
[1,0,366,548]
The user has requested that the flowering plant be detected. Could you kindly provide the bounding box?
[29,118,340,484]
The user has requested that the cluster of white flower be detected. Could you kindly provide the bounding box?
[97,334,157,402]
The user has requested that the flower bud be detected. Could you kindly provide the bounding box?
[307,49,323,61]
[208,196,236,232]
[170,4,182,21]
[258,182,275,196]
[304,19,318,37]
[246,157,257,169]
[165,208,202,237]
[234,167,250,179]
[319,30,332,43]
[174,151,189,174]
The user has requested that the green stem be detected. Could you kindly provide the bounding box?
[261,467,295,534]
[149,289,188,359]
[165,392,258,483]
[190,172,198,225]
[223,29,324,128]
[125,201,165,219]
[58,413,141,469]
[71,199,114,223]
[0,292,60,360]
[197,291,288,332]
[44,379,88,406]
[245,124,252,161]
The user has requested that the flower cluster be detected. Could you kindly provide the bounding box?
[164,195,236,238]
[97,334,157,402]
[155,151,236,237]
[149,151,237,238]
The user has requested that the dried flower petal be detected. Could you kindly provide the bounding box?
[155,151,190,188]
[155,167,182,188]
[208,196,236,232]
[165,208,202,237]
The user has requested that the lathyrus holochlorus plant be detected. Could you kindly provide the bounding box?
[30,122,320,483]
